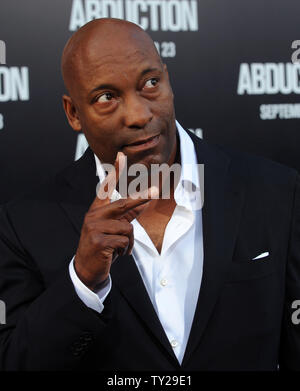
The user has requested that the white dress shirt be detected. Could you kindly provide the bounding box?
[69,121,204,364]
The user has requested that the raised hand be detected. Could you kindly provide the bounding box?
[74,152,158,291]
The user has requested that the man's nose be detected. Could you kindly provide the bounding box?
[123,94,153,129]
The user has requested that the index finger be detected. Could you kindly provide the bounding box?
[94,151,126,205]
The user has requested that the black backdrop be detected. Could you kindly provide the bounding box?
[1,0,300,204]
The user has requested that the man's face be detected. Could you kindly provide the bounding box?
[65,33,177,170]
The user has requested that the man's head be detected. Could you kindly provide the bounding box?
[61,18,177,170]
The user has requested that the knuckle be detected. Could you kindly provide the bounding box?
[115,236,128,248]
[122,236,130,247]
[120,220,133,234]
[127,223,134,235]
[100,236,111,249]
[90,233,100,247]
[84,223,99,238]
[85,222,94,234]
[117,199,127,212]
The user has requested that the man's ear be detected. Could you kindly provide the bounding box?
[62,94,82,132]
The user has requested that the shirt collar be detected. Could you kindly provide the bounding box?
[175,120,200,187]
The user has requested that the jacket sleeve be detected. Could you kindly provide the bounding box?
[0,205,112,370]
[279,174,300,370]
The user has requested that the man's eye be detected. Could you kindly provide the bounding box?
[144,78,158,89]
[97,92,113,103]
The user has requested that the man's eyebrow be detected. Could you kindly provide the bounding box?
[140,67,161,77]
[89,68,162,95]
[90,83,116,95]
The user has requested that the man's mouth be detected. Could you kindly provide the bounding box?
[122,134,160,151]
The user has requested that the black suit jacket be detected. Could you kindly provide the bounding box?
[0,129,300,371]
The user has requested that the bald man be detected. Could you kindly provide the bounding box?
[0,18,300,371]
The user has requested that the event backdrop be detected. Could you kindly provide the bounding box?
[0,0,300,204]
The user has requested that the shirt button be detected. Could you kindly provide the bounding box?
[171,340,178,348]
[160,278,168,287]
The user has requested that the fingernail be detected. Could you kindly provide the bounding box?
[118,152,126,167]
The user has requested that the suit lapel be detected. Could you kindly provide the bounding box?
[181,131,245,367]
